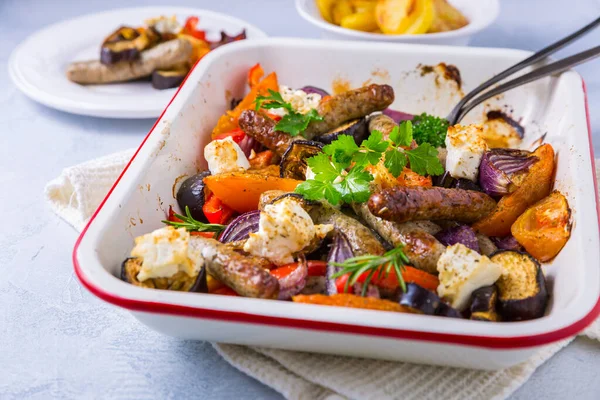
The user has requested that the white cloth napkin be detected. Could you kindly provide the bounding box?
[45,150,600,400]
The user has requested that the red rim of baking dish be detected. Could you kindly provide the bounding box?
[73,69,600,350]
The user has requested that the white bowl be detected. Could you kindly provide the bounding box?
[74,38,600,370]
[296,0,500,46]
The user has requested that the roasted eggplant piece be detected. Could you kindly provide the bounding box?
[279,140,323,180]
[152,65,189,90]
[432,171,484,192]
[318,118,368,145]
[176,171,211,222]
[121,257,208,292]
[399,283,462,318]
[490,250,548,321]
[100,26,159,65]
[469,285,500,322]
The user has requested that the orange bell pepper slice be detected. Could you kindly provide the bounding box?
[473,143,555,237]
[212,71,279,137]
[203,172,302,213]
[397,167,432,188]
[249,150,276,169]
[511,191,571,262]
[248,63,264,88]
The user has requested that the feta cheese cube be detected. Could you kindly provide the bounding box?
[204,136,250,175]
[269,86,322,117]
[437,243,502,310]
[243,197,333,265]
[445,124,487,181]
[132,226,204,282]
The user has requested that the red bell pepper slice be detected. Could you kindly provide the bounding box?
[212,286,239,296]
[202,193,236,225]
[182,16,206,41]
[213,128,246,144]
[270,260,327,280]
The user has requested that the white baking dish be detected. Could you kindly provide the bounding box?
[73,38,600,370]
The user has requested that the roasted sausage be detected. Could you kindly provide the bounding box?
[352,203,444,274]
[239,110,301,156]
[66,38,192,84]
[190,236,279,299]
[304,84,395,139]
[369,186,496,224]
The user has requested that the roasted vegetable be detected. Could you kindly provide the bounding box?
[432,171,484,192]
[490,235,523,252]
[478,149,538,197]
[429,0,469,33]
[293,293,413,313]
[121,257,208,292]
[511,191,571,261]
[300,86,330,97]
[399,283,462,317]
[209,29,247,50]
[218,210,261,243]
[435,225,479,252]
[270,257,308,300]
[203,172,302,213]
[151,65,189,89]
[382,108,414,124]
[326,231,355,295]
[100,26,159,65]
[318,118,369,145]
[491,250,548,321]
[280,140,324,180]
[67,38,193,85]
[469,285,500,322]
[473,144,555,237]
[375,0,434,35]
[176,171,211,222]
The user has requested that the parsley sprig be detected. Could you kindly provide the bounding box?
[254,89,323,136]
[295,121,444,205]
[331,246,409,296]
[162,206,226,234]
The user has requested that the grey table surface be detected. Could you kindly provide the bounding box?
[2,0,600,399]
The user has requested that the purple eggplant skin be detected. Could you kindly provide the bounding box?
[279,140,323,180]
[435,225,480,252]
[469,285,500,322]
[399,283,441,315]
[152,68,187,90]
[318,118,369,145]
[435,301,463,318]
[432,171,484,192]
[325,232,354,295]
[491,250,549,321]
[490,235,524,251]
[121,257,208,293]
[100,47,139,65]
[300,86,330,97]
[176,171,211,223]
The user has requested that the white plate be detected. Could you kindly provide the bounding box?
[74,38,600,370]
[8,6,267,119]
[296,0,499,46]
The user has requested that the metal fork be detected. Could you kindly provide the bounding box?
[446,16,600,125]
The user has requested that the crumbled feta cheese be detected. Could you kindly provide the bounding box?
[145,15,181,34]
[269,86,322,117]
[437,243,502,310]
[132,226,204,282]
[445,124,487,181]
[243,197,333,265]
[204,136,250,175]
[305,166,316,180]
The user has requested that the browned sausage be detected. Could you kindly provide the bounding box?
[352,203,444,274]
[369,186,496,224]
[190,236,278,299]
[304,84,395,139]
[239,110,300,156]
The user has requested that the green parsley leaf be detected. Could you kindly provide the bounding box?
[389,121,413,147]
[353,130,389,167]
[275,112,310,136]
[295,179,342,205]
[306,153,340,182]
[323,135,359,167]
[384,149,408,178]
[406,143,444,176]
[254,89,291,112]
[335,167,373,203]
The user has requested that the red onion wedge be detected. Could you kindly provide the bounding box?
[325,232,354,295]
[490,235,524,251]
[299,86,329,97]
[382,108,414,124]
[218,210,260,243]
[435,225,480,252]
[277,256,308,300]
[479,149,538,197]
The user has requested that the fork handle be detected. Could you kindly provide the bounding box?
[448,16,600,125]
[454,45,600,123]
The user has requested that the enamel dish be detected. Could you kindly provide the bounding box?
[8,7,266,119]
[73,38,600,369]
